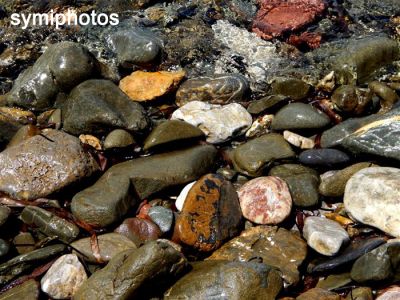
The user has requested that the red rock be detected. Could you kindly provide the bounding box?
[114,218,161,246]
[175,174,242,252]
[238,176,292,224]
[288,32,322,50]
[252,0,326,40]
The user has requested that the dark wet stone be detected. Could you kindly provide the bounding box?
[345,0,400,21]
[74,240,188,300]
[233,133,295,177]
[299,149,350,167]
[164,260,282,300]
[176,74,249,106]
[0,239,9,258]
[0,279,39,300]
[271,77,311,100]
[321,107,400,161]
[0,205,10,226]
[311,237,386,273]
[63,79,148,136]
[143,120,205,152]
[20,206,79,243]
[6,125,41,148]
[115,218,162,247]
[316,273,352,291]
[103,129,135,149]
[106,27,162,68]
[296,288,340,300]
[247,95,288,115]
[0,107,36,146]
[269,164,320,207]
[7,42,97,111]
[0,129,99,200]
[332,85,372,115]
[71,145,217,228]
[271,103,331,130]
[148,206,174,233]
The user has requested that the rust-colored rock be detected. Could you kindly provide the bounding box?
[114,218,162,247]
[175,174,242,252]
[252,0,326,40]
[119,70,186,102]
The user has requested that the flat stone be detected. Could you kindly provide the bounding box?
[176,74,249,106]
[296,288,340,300]
[283,131,315,149]
[376,287,400,300]
[148,206,174,233]
[103,129,135,149]
[207,226,307,286]
[319,162,376,197]
[71,233,136,264]
[0,279,39,300]
[233,133,295,177]
[143,120,205,151]
[115,218,161,247]
[41,254,87,299]
[271,103,331,130]
[63,79,148,136]
[71,145,217,227]
[74,240,188,300]
[303,216,350,256]
[271,77,311,100]
[171,101,252,144]
[345,287,373,300]
[165,260,282,300]
[238,176,292,225]
[247,95,288,115]
[175,174,242,252]
[119,70,185,102]
[299,149,350,167]
[344,167,400,237]
[0,129,99,200]
[269,164,320,207]
[316,273,352,291]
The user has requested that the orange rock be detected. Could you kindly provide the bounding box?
[175,174,242,252]
[119,70,186,102]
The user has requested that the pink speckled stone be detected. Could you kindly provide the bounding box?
[238,176,292,224]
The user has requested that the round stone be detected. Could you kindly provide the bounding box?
[148,206,174,233]
[104,129,135,149]
[299,149,350,167]
[238,176,292,225]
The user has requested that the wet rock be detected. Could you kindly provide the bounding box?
[344,167,400,237]
[299,149,350,167]
[0,107,36,146]
[331,85,372,115]
[74,240,188,300]
[176,74,249,106]
[207,226,307,286]
[20,206,79,243]
[171,101,252,144]
[7,125,41,148]
[269,164,320,207]
[271,103,331,130]
[303,216,350,256]
[238,176,292,225]
[252,0,326,39]
[319,162,376,197]
[376,287,400,300]
[0,279,39,300]
[106,27,162,68]
[316,273,352,291]
[115,218,162,247]
[345,287,373,300]
[0,244,66,285]
[143,120,205,152]
[41,254,87,299]
[247,95,288,115]
[175,182,196,211]
[296,288,340,300]
[175,174,242,252]
[103,129,135,149]
[164,260,282,300]
[321,107,400,161]
[233,133,295,177]
[0,205,10,226]
[71,233,136,264]
[63,79,148,136]
[246,115,274,138]
[148,206,174,233]
[283,131,315,149]
[119,70,185,102]
[369,81,399,114]
[271,77,311,100]
[350,242,400,283]
[7,42,97,111]
[0,239,9,258]
[0,129,99,200]
[13,232,36,254]
[311,237,386,273]
[71,145,217,227]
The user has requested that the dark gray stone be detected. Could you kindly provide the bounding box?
[148,206,174,233]
[299,149,350,167]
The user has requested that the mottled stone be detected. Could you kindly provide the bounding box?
[233,133,295,177]
[303,217,350,256]
[63,80,148,136]
[176,74,249,106]
[148,206,174,233]
[0,279,39,300]
[103,129,135,149]
[269,164,320,207]
[175,174,242,252]
[143,120,205,151]
[299,149,350,167]
[345,287,373,300]
[376,287,400,300]
[246,115,274,138]
[119,70,185,102]
[74,241,188,300]
[271,103,331,130]
[0,129,99,200]
[171,101,252,144]
[41,254,87,299]
[115,218,161,247]
[175,182,196,211]
[344,167,400,237]
[319,162,376,197]
[164,260,282,300]
[271,77,311,100]
[296,288,340,300]
[13,232,36,254]
[72,145,217,227]
[238,177,292,224]
[207,226,307,286]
